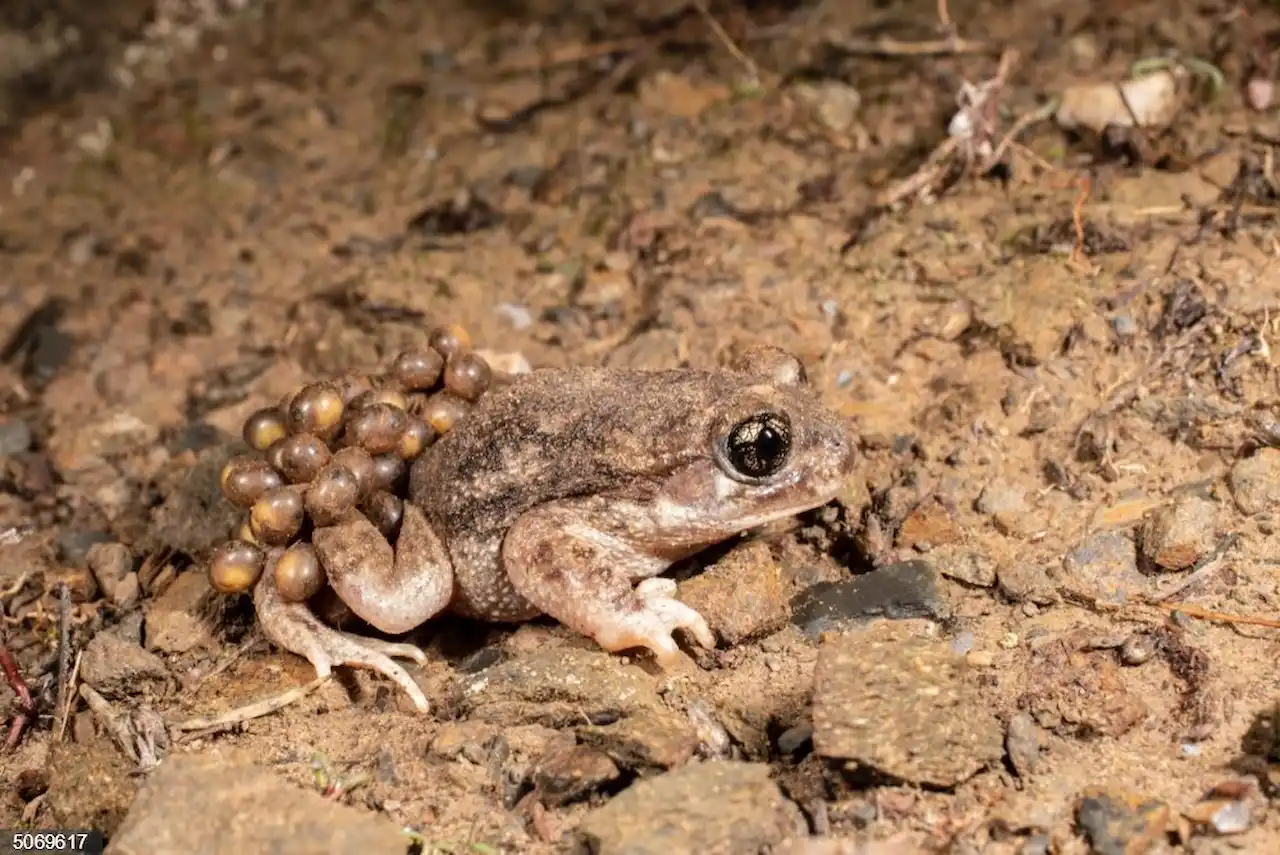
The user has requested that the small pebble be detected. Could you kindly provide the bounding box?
[1228,448,1280,515]
[1119,634,1154,666]
[1139,496,1217,571]
[0,417,33,456]
[86,542,134,594]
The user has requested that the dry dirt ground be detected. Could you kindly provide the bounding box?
[2,0,1280,853]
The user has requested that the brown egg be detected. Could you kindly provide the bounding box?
[421,392,471,435]
[398,417,435,460]
[250,487,305,546]
[428,324,472,359]
[331,446,377,498]
[443,351,492,402]
[209,540,266,594]
[344,403,408,455]
[274,543,325,603]
[371,453,407,492]
[335,374,376,406]
[220,456,284,508]
[393,348,445,391]
[243,407,288,451]
[371,385,409,411]
[265,438,289,474]
[276,433,333,483]
[287,382,345,439]
[238,520,259,545]
[306,464,360,526]
[362,491,404,540]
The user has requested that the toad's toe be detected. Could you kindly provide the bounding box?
[592,595,717,667]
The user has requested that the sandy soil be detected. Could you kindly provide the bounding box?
[2,0,1280,853]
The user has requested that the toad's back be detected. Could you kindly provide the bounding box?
[410,366,733,619]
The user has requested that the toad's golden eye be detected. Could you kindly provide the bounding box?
[723,412,792,479]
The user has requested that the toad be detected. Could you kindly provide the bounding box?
[252,345,857,712]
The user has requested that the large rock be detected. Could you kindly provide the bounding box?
[575,761,804,855]
[811,624,1003,788]
[105,755,408,855]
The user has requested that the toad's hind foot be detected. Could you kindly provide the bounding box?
[253,555,430,713]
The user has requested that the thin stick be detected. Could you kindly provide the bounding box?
[1152,602,1280,630]
[981,99,1059,171]
[824,34,992,56]
[79,684,140,764]
[53,651,82,743]
[170,675,331,734]
[54,583,72,733]
[691,0,759,83]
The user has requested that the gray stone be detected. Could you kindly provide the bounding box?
[80,631,170,700]
[575,761,804,855]
[1062,531,1149,605]
[106,755,408,855]
[811,624,1003,787]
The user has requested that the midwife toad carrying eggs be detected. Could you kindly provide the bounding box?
[212,326,857,715]
[207,324,497,598]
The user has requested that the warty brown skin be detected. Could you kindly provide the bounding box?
[252,347,857,713]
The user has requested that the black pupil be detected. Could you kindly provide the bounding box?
[728,414,791,478]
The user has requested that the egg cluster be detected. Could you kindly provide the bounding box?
[207,324,494,602]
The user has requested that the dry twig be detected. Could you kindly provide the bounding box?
[170,674,331,737]
[80,683,139,764]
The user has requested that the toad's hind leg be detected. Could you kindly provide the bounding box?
[312,503,454,635]
[252,554,431,713]
[502,501,716,667]
[251,504,454,714]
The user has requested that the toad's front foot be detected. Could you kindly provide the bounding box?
[595,577,716,666]
[252,552,431,713]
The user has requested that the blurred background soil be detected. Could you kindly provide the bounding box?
[2,0,1280,852]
